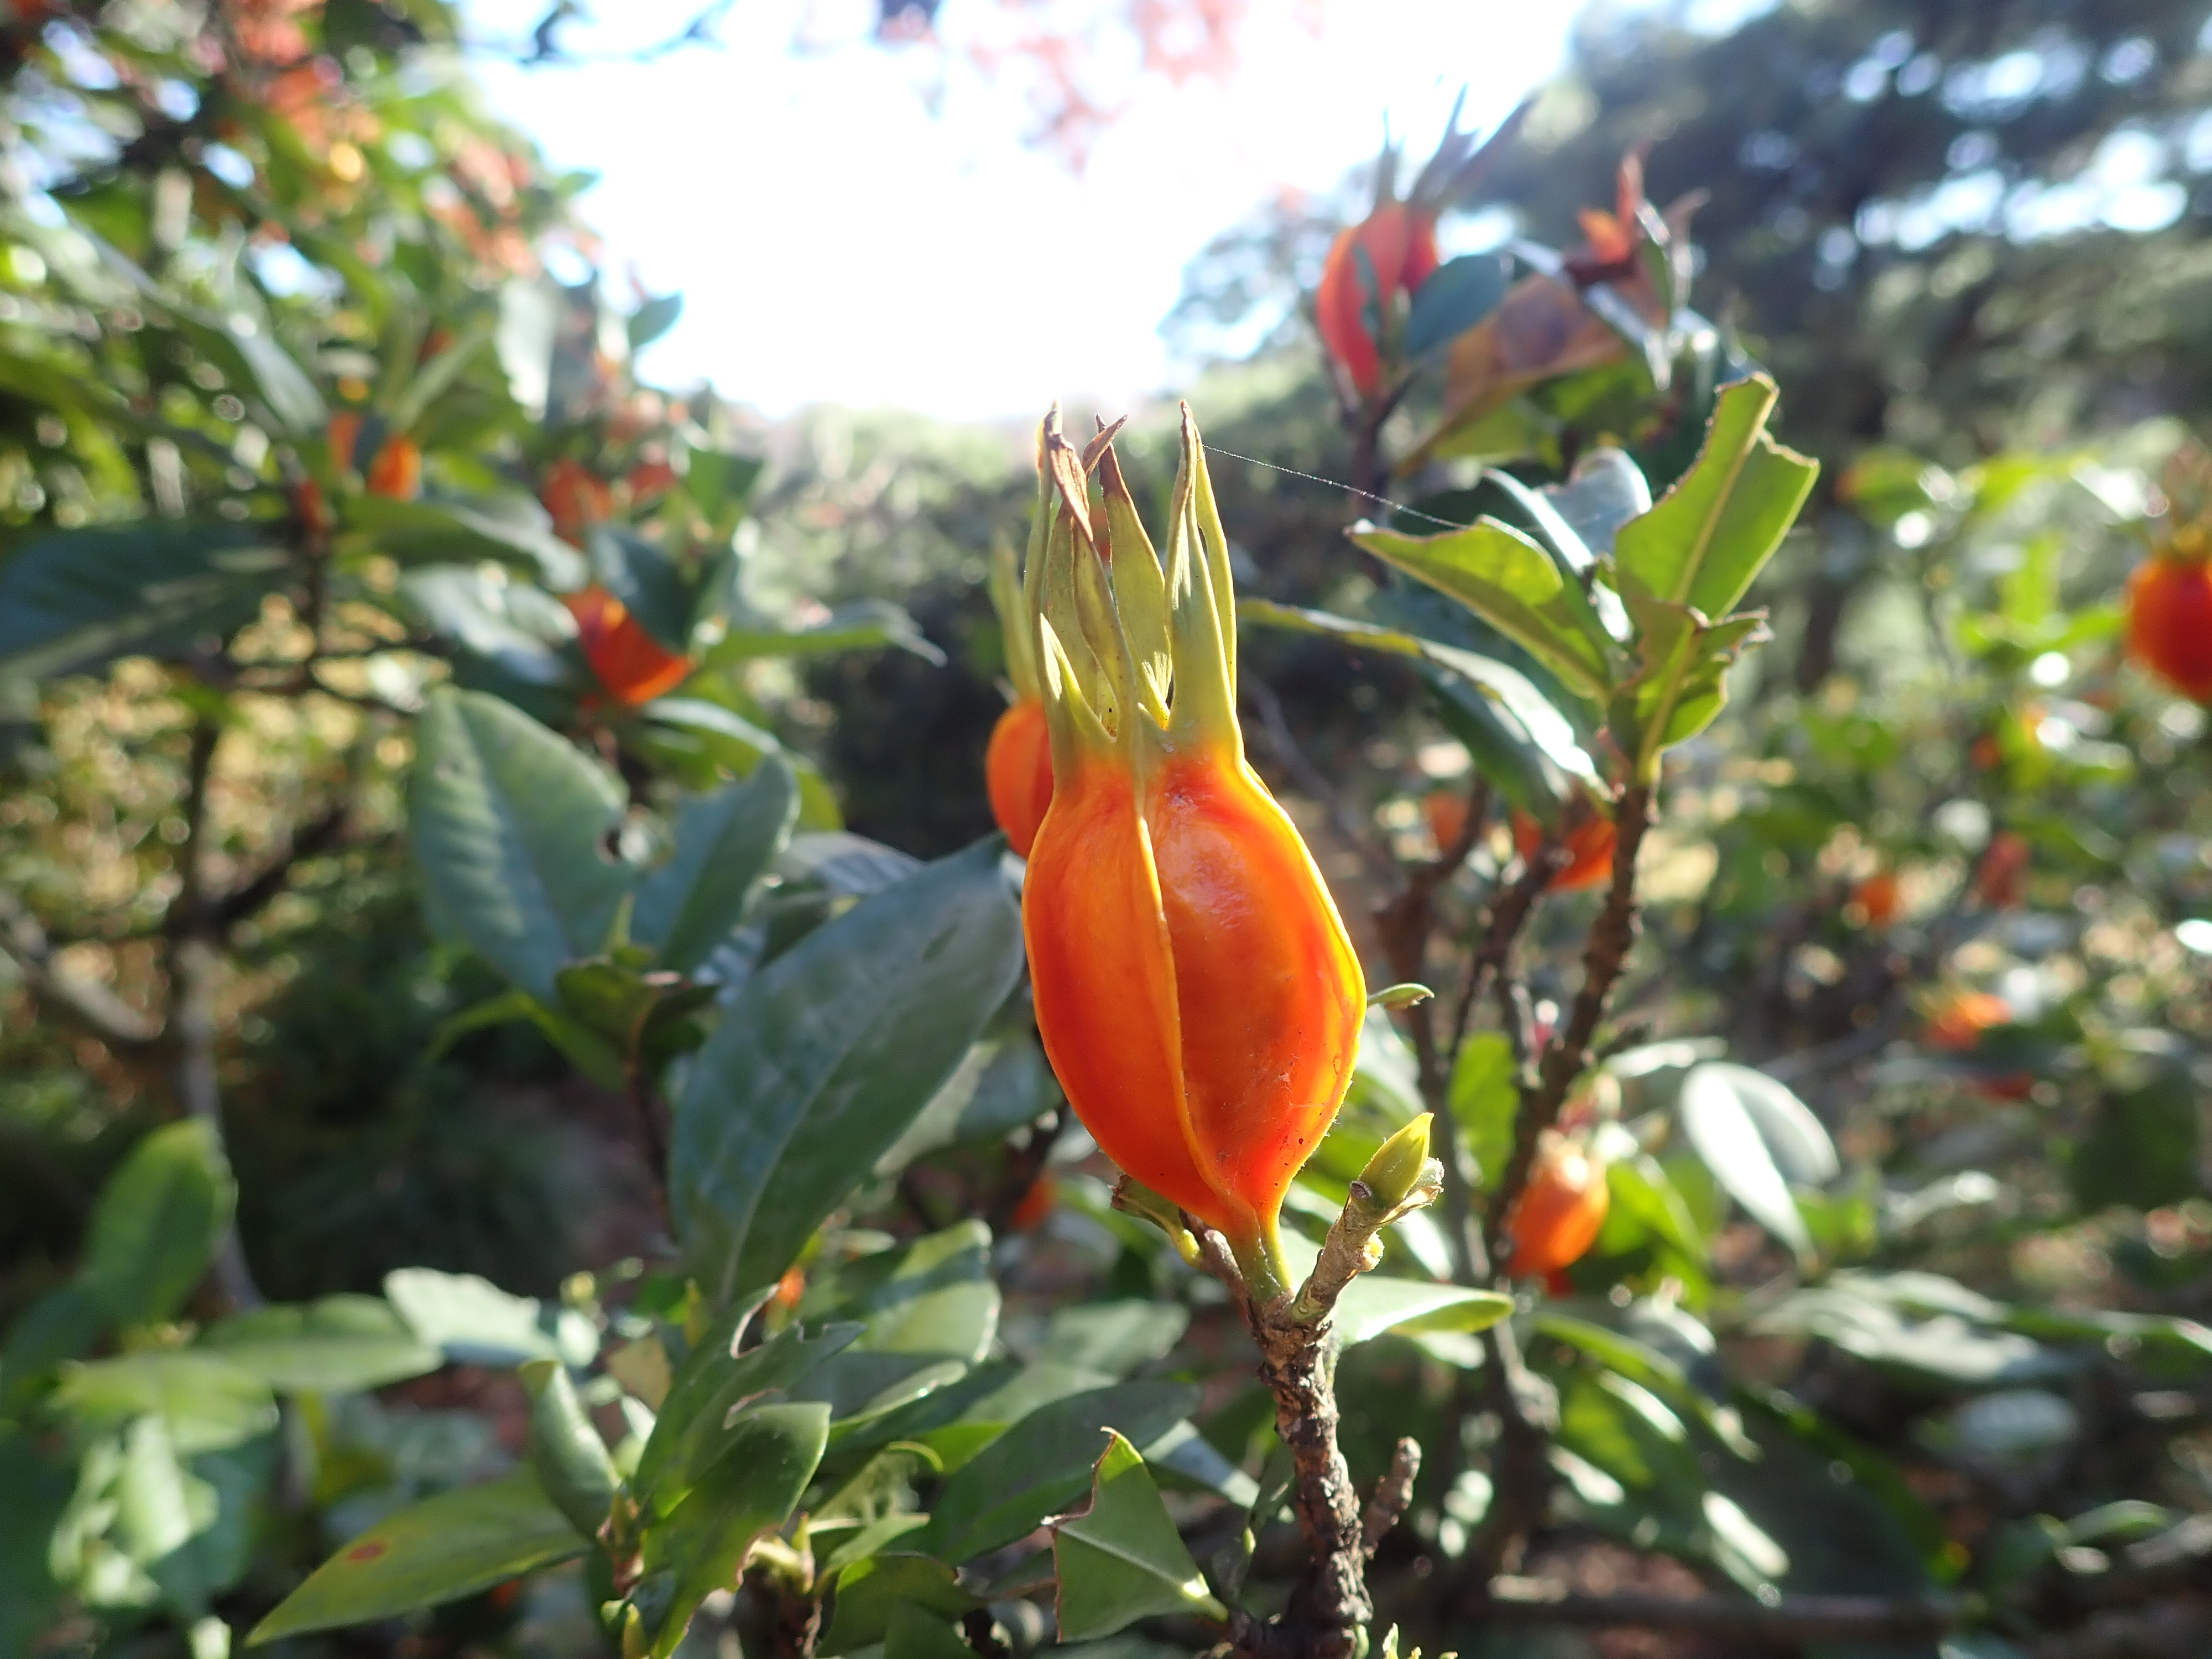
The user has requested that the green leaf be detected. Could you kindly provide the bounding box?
[520,1361,618,1538]
[0,1281,106,1407]
[0,525,290,681]
[54,1353,276,1454]
[706,599,943,669]
[1240,598,1599,787]
[922,1381,1199,1564]
[632,759,799,973]
[245,1473,586,1644]
[1612,374,1818,621]
[409,688,631,1001]
[1331,1280,1515,1349]
[85,1120,234,1329]
[1677,1062,1812,1260]
[351,495,583,588]
[383,1268,594,1369]
[671,838,1024,1304]
[1051,1432,1225,1640]
[634,1315,856,1519]
[1447,1032,1518,1192]
[1030,1303,1190,1379]
[1404,253,1509,360]
[397,565,579,701]
[637,696,843,831]
[196,1296,440,1392]
[1608,596,1767,778]
[872,1024,1058,1176]
[883,1605,975,1659]
[820,1553,977,1657]
[638,1404,830,1658]
[1347,518,1616,698]
[0,1428,71,1655]
[808,1222,1000,1365]
[629,293,684,351]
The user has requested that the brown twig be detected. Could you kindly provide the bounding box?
[0,889,166,1052]
[1371,775,1490,1281]
[1480,782,1654,1266]
[1360,1438,1421,1554]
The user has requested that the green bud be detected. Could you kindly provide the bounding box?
[1358,1113,1442,1213]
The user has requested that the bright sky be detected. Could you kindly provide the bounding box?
[465,1,1580,421]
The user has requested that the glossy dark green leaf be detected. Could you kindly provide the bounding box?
[1347,518,1616,698]
[85,1120,234,1329]
[246,1473,585,1644]
[807,1222,999,1364]
[0,1428,71,1655]
[1332,1279,1514,1348]
[638,1402,829,1659]
[197,1296,440,1392]
[1404,253,1510,359]
[1051,1432,1224,1640]
[520,1360,618,1537]
[1240,598,1599,787]
[632,758,799,973]
[671,838,1024,1304]
[634,1317,857,1518]
[0,1281,107,1406]
[0,525,289,681]
[398,565,579,698]
[819,1553,977,1656]
[922,1381,1199,1563]
[409,688,631,1001]
[882,1604,974,1659]
[1029,1302,1190,1378]
[636,696,843,831]
[1613,374,1817,621]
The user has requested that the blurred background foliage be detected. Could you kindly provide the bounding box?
[2,0,2212,1656]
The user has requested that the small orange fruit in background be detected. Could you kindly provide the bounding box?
[1507,1131,1610,1279]
[1513,808,1617,893]
[1853,869,1902,928]
[1424,786,1469,852]
[1315,202,1441,396]
[562,585,691,707]
[1974,831,2030,909]
[364,435,421,500]
[1008,1173,1057,1233]
[542,458,613,546]
[985,698,1053,857]
[2125,541,2212,702]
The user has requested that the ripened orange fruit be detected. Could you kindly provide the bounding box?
[1853,869,1902,928]
[985,698,1053,857]
[1008,1173,1057,1232]
[542,458,613,546]
[1424,786,1468,852]
[1507,1131,1610,1279]
[2126,545,2212,702]
[562,585,692,707]
[1513,808,1617,893]
[1974,831,2030,909]
[1314,202,1440,397]
[364,436,421,500]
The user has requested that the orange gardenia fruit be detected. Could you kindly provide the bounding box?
[562,585,692,707]
[1512,808,1617,893]
[1853,869,1902,928]
[1315,202,1440,397]
[2126,546,2212,702]
[985,698,1054,857]
[543,458,613,546]
[1019,405,1364,1292]
[364,436,421,501]
[1507,1132,1610,1279]
[1925,990,2012,1053]
[1974,831,2030,909]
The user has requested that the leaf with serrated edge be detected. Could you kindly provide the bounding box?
[1051,1432,1225,1641]
[1241,599,1599,787]
[1349,519,1616,697]
[1613,374,1818,621]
